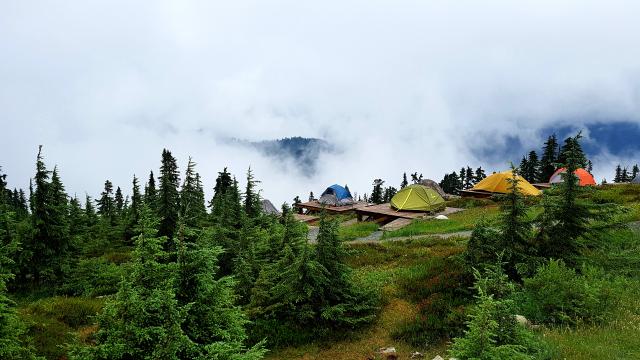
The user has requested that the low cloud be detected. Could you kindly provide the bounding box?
[1,1,639,204]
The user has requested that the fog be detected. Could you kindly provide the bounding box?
[2,1,640,204]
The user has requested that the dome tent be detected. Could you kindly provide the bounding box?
[472,170,541,196]
[390,184,445,212]
[318,184,354,206]
[549,168,596,186]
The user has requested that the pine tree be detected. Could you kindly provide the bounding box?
[157,149,180,241]
[464,166,474,189]
[614,165,622,183]
[68,196,85,238]
[144,171,157,211]
[474,167,487,184]
[97,180,116,226]
[558,136,588,169]
[72,205,188,359]
[539,134,559,182]
[400,172,409,189]
[621,167,629,182]
[114,187,124,216]
[123,176,143,241]
[587,160,593,174]
[632,164,640,180]
[309,191,315,201]
[244,167,262,219]
[410,172,423,184]
[370,179,384,204]
[292,196,302,214]
[84,194,98,228]
[383,186,397,203]
[179,158,206,228]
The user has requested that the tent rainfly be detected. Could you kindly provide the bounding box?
[549,168,596,186]
[390,184,446,212]
[318,184,354,206]
[472,171,541,196]
[261,199,280,215]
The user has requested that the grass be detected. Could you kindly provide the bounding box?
[17,296,105,359]
[338,221,379,241]
[382,206,500,239]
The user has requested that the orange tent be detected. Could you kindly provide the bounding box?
[549,168,596,186]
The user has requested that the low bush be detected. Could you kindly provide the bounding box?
[23,296,104,328]
[62,257,125,296]
[521,260,620,325]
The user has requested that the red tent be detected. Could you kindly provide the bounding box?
[549,168,596,186]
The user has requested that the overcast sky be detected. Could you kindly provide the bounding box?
[2,1,640,204]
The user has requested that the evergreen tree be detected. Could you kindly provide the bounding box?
[587,159,593,174]
[400,172,409,189]
[382,186,397,203]
[124,176,143,241]
[244,167,261,219]
[535,133,598,266]
[539,134,559,182]
[157,149,180,241]
[614,164,623,183]
[410,172,423,184]
[179,158,206,228]
[474,167,487,184]
[463,166,473,189]
[632,164,639,180]
[370,179,384,204]
[114,187,124,216]
[68,196,85,238]
[558,136,588,169]
[209,168,234,225]
[309,191,315,201]
[97,180,116,225]
[144,171,157,211]
[621,167,629,182]
[72,205,189,359]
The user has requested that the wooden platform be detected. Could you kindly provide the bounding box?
[355,203,430,222]
[293,214,320,223]
[532,183,552,190]
[459,189,497,198]
[293,200,368,214]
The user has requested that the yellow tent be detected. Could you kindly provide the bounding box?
[472,171,541,196]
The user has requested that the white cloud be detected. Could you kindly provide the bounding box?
[1,0,639,204]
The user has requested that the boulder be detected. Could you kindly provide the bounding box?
[435,215,449,220]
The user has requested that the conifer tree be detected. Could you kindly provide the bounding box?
[400,172,409,189]
[309,191,315,201]
[124,176,143,241]
[632,164,639,180]
[292,196,302,214]
[84,194,98,228]
[614,165,622,183]
[464,166,474,189]
[587,159,593,174]
[370,179,384,204]
[144,170,157,211]
[157,149,180,241]
[382,186,397,203]
[558,136,588,169]
[72,205,188,359]
[621,167,629,182]
[97,180,116,225]
[244,167,262,219]
[180,158,206,228]
[539,134,559,182]
[410,172,423,184]
[474,167,486,184]
[68,196,85,238]
[114,187,124,216]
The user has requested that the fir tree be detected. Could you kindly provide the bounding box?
[244,167,262,219]
[410,172,423,184]
[179,158,206,228]
[400,172,409,189]
[464,166,474,189]
[309,191,315,201]
[84,194,98,228]
[621,167,629,182]
[124,176,143,241]
[114,187,124,216]
[382,186,397,203]
[587,159,593,174]
[370,179,384,204]
[144,170,157,211]
[68,196,85,238]
[474,167,487,184]
[614,164,622,183]
[157,149,180,241]
[558,136,588,169]
[539,134,559,182]
[292,196,302,214]
[97,180,116,225]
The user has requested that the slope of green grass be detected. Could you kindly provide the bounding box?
[338,221,379,241]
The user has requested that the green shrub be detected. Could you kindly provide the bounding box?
[522,260,620,325]
[23,296,104,328]
[62,257,125,296]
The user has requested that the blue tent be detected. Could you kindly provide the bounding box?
[319,184,354,206]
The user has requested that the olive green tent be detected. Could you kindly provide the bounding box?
[390,184,446,212]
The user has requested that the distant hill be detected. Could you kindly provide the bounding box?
[230,136,335,176]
